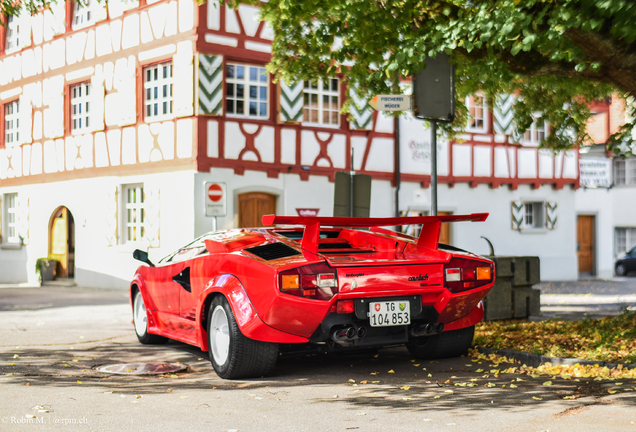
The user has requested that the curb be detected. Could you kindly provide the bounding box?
[476,346,636,370]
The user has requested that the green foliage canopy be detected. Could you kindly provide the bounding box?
[229,0,636,154]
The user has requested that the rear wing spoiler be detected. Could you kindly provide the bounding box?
[262,214,488,253]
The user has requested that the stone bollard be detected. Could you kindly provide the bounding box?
[483,256,541,320]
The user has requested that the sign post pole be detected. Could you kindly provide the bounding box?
[430,121,437,216]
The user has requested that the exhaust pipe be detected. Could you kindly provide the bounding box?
[332,326,356,342]
[332,326,367,346]
[410,322,443,338]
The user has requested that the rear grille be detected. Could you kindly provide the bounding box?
[245,242,302,261]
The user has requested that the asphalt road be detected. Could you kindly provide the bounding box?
[0,285,635,431]
[538,277,636,319]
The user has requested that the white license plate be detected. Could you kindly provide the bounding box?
[368,300,410,327]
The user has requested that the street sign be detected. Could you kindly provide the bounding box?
[412,53,455,123]
[369,95,412,112]
[333,172,372,217]
[205,182,227,217]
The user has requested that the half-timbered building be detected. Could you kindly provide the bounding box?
[0,0,586,287]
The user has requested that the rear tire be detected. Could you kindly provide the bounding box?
[133,289,168,345]
[406,325,474,359]
[208,296,278,379]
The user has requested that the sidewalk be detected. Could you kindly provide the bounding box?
[537,277,636,319]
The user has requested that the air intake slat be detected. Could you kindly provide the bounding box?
[245,242,302,261]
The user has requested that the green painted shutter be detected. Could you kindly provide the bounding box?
[198,54,223,116]
[349,87,373,130]
[279,79,303,123]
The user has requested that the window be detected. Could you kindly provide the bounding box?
[614,158,636,186]
[124,185,145,243]
[144,62,173,121]
[303,79,340,126]
[466,94,488,132]
[523,115,548,145]
[615,228,636,257]
[73,0,94,30]
[4,100,19,146]
[5,15,20,53]
[522,202,544,229]
[70,82,91,134]
[226,63,268,118]
[2,193,18,244]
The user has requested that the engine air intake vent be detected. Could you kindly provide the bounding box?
[245,242,302,261]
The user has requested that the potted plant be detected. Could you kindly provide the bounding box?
[36,257,58,282]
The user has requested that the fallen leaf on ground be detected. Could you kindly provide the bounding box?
[543,381,553,386]
[532,396,543,401]
[388,370,395,374]
[510,384,518,389]
[77,381,83,384]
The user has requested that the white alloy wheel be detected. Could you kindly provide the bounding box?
[210,305,231,365]
[134,291,148,337]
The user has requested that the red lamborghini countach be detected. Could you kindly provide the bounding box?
[130,214,495,379]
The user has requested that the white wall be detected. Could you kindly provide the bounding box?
[0,170,197,289]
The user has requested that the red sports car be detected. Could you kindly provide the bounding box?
[130,214,494,379]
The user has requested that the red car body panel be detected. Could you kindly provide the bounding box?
[130,214,495,353]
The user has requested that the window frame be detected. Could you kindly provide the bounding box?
[3,99,19,147]
[522,201,545,230]
[70,81,92,135]
[225,62,269,120]
[5,14,20,54]
[615,227,636,257]
[522,115,549,146]
[143,61,174,123]
[302,78,341,127]
[73,0,94,30]
[122,184,145,245]
[465,94,489,133]
[2,193,19,244]
[614,158,636,186]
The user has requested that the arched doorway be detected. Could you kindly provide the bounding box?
[238,192,276,228]
[48,207,75,279]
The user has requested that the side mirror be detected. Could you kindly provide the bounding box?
[133,249,155,267]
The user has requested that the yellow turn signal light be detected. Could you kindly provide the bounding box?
[476,267,491,281]
[281,275,299,290]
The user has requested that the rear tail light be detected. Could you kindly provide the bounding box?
[278,263,339,300]
[337,299,355,314]
[444,258,494,293]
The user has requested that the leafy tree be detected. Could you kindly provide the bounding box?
[5,0,636,153]
[228,0,636,154]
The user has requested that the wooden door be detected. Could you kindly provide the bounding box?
[577,215,594,274]
[238,193,276,228]
[438,211,452,245]
[49,207,75,279]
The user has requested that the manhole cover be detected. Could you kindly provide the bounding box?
[96,362,187,375]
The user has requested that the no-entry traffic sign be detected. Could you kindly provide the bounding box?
[205,182,227,216]
[208,183,223,202]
